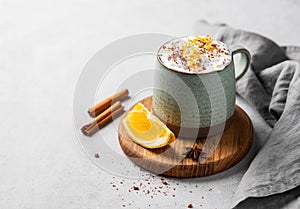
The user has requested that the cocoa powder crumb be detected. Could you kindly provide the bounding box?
[94,153,100,158]
[162,181,169,185]
[188,203,193,208]
[133,186,139,191]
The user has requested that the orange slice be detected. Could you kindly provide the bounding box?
[123,103,175,148]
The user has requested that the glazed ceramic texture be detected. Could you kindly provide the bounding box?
[153,60,236,128]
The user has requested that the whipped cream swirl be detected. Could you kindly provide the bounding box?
[157,35,232,74]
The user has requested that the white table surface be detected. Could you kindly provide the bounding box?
[1,0,299,208]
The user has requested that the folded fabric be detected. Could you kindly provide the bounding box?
[195,21,300,209]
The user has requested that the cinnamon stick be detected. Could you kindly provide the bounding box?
[88,89,129,117]
[82,101,122,131]
[81,105,124,136]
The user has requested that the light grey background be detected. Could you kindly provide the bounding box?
[1,0,299,208]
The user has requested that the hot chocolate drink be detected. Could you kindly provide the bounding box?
[153,35,251,138]
[157,35,232,74]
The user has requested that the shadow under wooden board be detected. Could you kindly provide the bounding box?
[118,96,253,178]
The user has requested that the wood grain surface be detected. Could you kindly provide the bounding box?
[118,96,253,178]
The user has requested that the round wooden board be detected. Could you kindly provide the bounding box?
[118,96,253,178]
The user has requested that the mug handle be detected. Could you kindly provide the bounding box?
[231,45,251,81]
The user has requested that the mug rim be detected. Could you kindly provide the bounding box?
[157,36,232,75]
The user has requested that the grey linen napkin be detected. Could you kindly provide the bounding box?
[195,21,300,209]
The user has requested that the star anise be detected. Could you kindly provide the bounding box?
[184,146,206,162]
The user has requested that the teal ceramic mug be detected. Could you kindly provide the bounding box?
[152,36,251,138]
